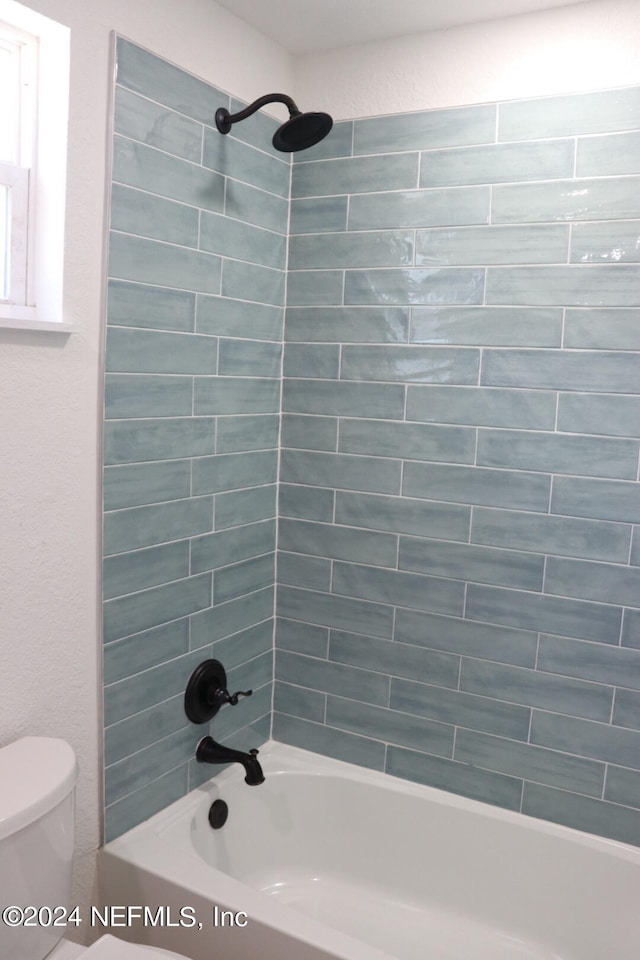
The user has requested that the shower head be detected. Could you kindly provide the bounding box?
[215,93,333,153]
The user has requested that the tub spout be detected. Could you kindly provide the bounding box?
[196,736,265,785]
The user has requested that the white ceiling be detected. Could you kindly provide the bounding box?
[214,0,591,54]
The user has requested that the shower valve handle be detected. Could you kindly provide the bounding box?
[220,688,253,706]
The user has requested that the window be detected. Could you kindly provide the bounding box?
[0,1,69,330]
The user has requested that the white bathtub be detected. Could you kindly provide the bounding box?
[99,741,640,960]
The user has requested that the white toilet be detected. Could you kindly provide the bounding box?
[0,737,187,960]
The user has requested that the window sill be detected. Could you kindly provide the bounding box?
[0,315,74,333]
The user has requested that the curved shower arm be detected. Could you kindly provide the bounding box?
[215,93,300,134]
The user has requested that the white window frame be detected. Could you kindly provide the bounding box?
[0,1,70,331]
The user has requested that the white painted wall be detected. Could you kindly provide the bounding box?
[296,0,640,118]
[0,0,291,940]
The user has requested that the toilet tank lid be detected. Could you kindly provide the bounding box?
[0,737,77,840]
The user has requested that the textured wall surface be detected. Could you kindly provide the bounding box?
[274,84,640,846]
[103,39,285,840]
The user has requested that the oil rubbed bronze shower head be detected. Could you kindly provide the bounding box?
[215,92,333,153]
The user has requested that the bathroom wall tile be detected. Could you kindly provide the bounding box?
[106,326,217,375]
[109,232,221,295]
[274,681,326,723]
[223,178,289,234]
[212,672,272,740]
[341,344,480,382]
[353,104,496,154]
[286,270,344,305]
[348,187,489,230]
[104,417,214,466]
[278,484,335,523]
[544,556,640,610]
[386,745,522,811]
[218,339,282,379]
[465,584,622,645]
[334,492,470,542]
[276,618,329,658]
[105,765,188,844]
[103,619,190,686]
[279,518,398,568]
[289,196,348,234]
[498,86,640,141]
[604,766,640,811]
[410,306,562,347]
[276,650,389,706]
[273,714,386,771]
[564,308,640,350]
[454,729,605,798]
[193,450,277,495]
[221,259,285,306]
[103,460,192,511]
[492,177,640,223]
[211,620,273,671]
[281,415,338,452]
[472,508,631,563]
[539,636,640,694]
[216,415,280,452]
[570,221,640,264]
[227,97,282,158]
[344,267,484,306]
[283,344,340,380]
[106,727,198,806]
[282,379,405,420]
[199,211,286,268]
[632,528,640,567]
[214,553,276,604]
[416,224,569,265]
[292,120,353,162]
[407,385,556,430]
[277,585,394,639]
[285,306,409,344]
[477,428,638,480]
[278,552,332,591]
[196,295,283,341]
[327,697,454,757]
[202,128,290,197]
[111,183,199,248]
[576,130,640,177]
[105,693,188,766]
[622,610,640,650]
[215,485,277,530]
[338,418,475,463]
[329,631,459,689]
[104,374,193,420]
[281,450,401,496]
[191,519,276,573]
[114,86,203,162]
[332,561,465,617]
[103,541,190,600]
[399,537,544,592]
[403,462,551,512]
[194,376,280,414]
[482,348,640,394]
[419,138,574,188]
[190,587,273,647]
[557,394,640,439]
[551,476,640,525]
[107,280,196,333]
[485,266,640,307]
[291,153,419,198]
[289,230,414,270]
[103,573,212,644]
[104,496,213,556]
[530,710,640,768]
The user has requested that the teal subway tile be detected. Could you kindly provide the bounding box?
[202,670,271,742]
[278,552,332,591]
[604,766,640,810]
[486,266,640,307]
[564,308,640,350]
[273,681,326,723]
[218,339,282,379]
[223,178,289,234]
[199,211,286,269]
[411,306,562,347]
[283,344,340,379]
[558,394,640,439]
[103,541,190,601]
[106,326,217,375]
[577,129,640,177]
[191,519,275,573]
[394,608,537,668]
[109,232,221,295]
[348,187,489,231]
[292,153,419,198]
[482,348,640,393]
[194,376,280,414]
[403,462,551,512]
[190,587,273,648]
[104,418,214,465]
[354,104,496,154]
[202,127,290,197]
[277,585,394,639]
[112,137,224,214]
[492,177,640,224]
[104,496,213,557]
[214,554,275,604]
[498,86,640,141]
[216,415,280,452]
[106,727,197,806]
[460,659,613,722]
[104,374,192,420]
[110,183,199,247]
[344,268,484,306]
[531,710,640,768]
[289,231,414,270]
[407,384,556,430]
[103,460,191,511]
[416,224,569,266]
[420,138,574,188]
[399,536,544,592]
[341,343,480,382]
[329,631,459,689]
[221,259,284,307]
[466,584,622,644]
[104,648,212,726]
[276,618,329,658]
[286,270,344,306]
[196,296,283,341]
[571,221,640,264]
[338,418,475,463]
[279,518,397,568]
[105,693,188,766]
[540,636,640,694]
[193,450,277,495]
[289,197,348,235]
[215,484,277,529]
[273,714,385,771]
[116,37,225,125]
[292,120,353,162]
[279,484,335,523]
[477,428,638,480]
[227,97,282,159]
[103,573,211,644]
[105,765,187,842]
[545,556,640,609]
[386,745,522,811]
[335,491,470,542]
[281,414,337,452]
[552,477,640,525]
[472,508,631,563]
[285,306,409,344]
[622,610,640,649]
[103,618,189,685]
[276,650,389,706]
[210,619,273,671]
[282,379,405,420]
[332,561,465,617]
[107,280,195,332]
[391,677,530,741]
[633,528,640,566]
[114,86,203,162]
[327,697,453,757]
[455,729,605,798]
[279,450,402,496]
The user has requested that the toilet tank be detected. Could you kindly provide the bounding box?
[0,737,77,960]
